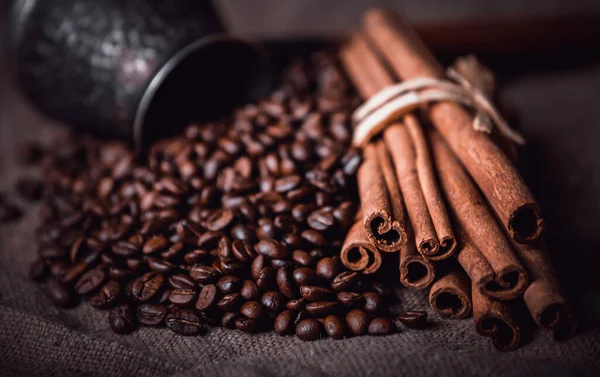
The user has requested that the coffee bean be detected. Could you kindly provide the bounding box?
[109,305,136,334]
[217,275,241,294]
[256,267,276,291]
[286,298,306,311]
[274,310,294,335]
[295,319,322,341]
[292,268,320,286]
[368,318,396,335]
[169,289,197,306]
[300,286,335,301]
[204,209,234,231]
[251,255,266,280]
[240,280,260,300]
[276,267,297,299]
[166,308,204,336]
[196,284,219,311]
[301,230,327,247]
[274,175,301,193]
[46,276,74,307]
[168,274,196,290]
[255,239,288,259]
[111,241,139,257]
[261,291,285,313]
[143,236,169,254]
[231,240,255,262]
[363,292,383,313]
[230,224,257,243]
[331,271,360,291]
[305,301,339,317]
[131,272,164,301]
[396,311,428,329]
[218,293,242,311]
[61,262,88,284]
[189,265,220,284]
[270,258,295,269]
[292,250,313,267]
[137,304,167,326]
[38,243,67,260]
[241,301,263,320]
[346,309,369,336]
[74,268,106,295]
[89,281,120,309]
[324,315,346,339]
[336,292,364,308]
[315,257,342,281]
[29,258,48,281]
[235,317,259,333]
[307,209,335,231]
[221,312,240,329]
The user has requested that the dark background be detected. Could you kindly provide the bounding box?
[1,1,600,376]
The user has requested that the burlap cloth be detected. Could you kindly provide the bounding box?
[2,51,600,377]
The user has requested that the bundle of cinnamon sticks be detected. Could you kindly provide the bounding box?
[339,8,575,350]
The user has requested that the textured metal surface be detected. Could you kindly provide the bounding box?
[9,0,226,140]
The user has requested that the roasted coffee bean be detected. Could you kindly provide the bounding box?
[61,262,88,284]
[336,292,364,308]
[301,230,327,247]
[46,276,74,307]
[274,310,294,335]
[137,304,167,326]
[48,261,70,279]
[331,271,360,291]
[74,268,106,295]
[168,274,196,290]
[38,243,67,260]
[363,292,383,313]
[346,309,369,336]
[108,266,133,281]
[240,280,260,300]
[293,309,310,327]
[143,236,169,254]
[218,237,234,259]
[256,267,276,291]
[196,284,219,311]
[232,240,255,262]
[257,218,277,240]
[221,311,240,329]
[235,317,259,333]
[147,258,175,275]
[218,293,242,311]
[255,239,288,259]
[230,224,257,243]
[286,298,306,311]
[204,209,234,231]
[292,250,313,267]
[111,241,139,257]
[131,272,164,301]
[169,289,197,306]
[261,291,285,313]
[276,267,297,299]
[281,233,302,249]
[315,257,342,281]
[15,177,43,201]
[213,276,239,294]
[28,258,48,281]
[109,305,136,334]
[307,209,335,231]
[166,308,204,336]
[219,259,245,276]
[89,281,120,309]
[274,175,301,193]
[324,315,346,339]
[295,319,322,341]
[305,301,338,317]
[300,286,335,301]
[251,255,266,280]
[184,249,209,265]
[292,268,320,286]
[241,301,263,320]
[270,258,295,269]
[368,318,396,335]
[189,265,220,284]
[396,311,428,329]
[157,288,172,305]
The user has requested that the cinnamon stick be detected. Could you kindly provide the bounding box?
[362,8,544,244]
[429,267,472,319]
[341,220,383,274]
[342,33,455,260]
[429,130,528,300]
[399,223,435,290]
[355,141,406,252]
[513,240,576,340]
[472,284,522,351]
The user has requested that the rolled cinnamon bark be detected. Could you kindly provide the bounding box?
[472,284,522,351]
[429,130,528,300]
[362,8,544,244]
[356,141,405,252]
[513,240,576,340]
[399,223,435,290]
[341,220,383,274]
[429,267,472,319]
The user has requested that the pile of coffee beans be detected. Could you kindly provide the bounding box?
[19,52,426,339]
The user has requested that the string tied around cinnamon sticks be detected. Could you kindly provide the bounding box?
[351,68,526,148]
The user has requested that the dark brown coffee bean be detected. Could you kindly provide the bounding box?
[261,291,285,313]
[281,233,302,249]
[274,310,294,335]
[219,259,245,276]
[336,292,364,308]
[291,204,312,223]
[257,219,277,240]
[28,258,48,281]
[286,298,306,311]
[109,305,136,334]
[276,267,297,299]
[251,255,266,280]
[292,250,313,267]
[126,257,145,271]
[368,317,396,335]
[255,239,288,259]
[218,293,242,311]
[111,241,139,257]
[295,319,322,341]
[143,236,169,254]
[305,301,338,317]
[46,276,74,307]
[197,231,224,249]
[363,292,383,313]
[61,262,89,284]
[146,258,174,275]
[131,272,164,302]
[241,301,263,320]
[221,312,240,329]
[292,268,320,286]
[315,257,341,281]
[137,304,167,326]
[184,249,209,265]
[217,275,241,294]
[331,271,360,291]
[307,209,335,231]
[169,289,197,306]
[189,265,220,284]
[240,280,260,300]
[324,315,346,339]
[196,284,219,311]
[108,266,133,281]
[232,240,255,262]
[218,237,234,259]
[293,309,310,327]
[204,209,234,231]
[166,308,204,336]
[89,280,120,309]
[256,267,276,291]
[274,175,301,193]
[235,317,259,333]
[396,311,428,329]
[74,268,106,295]
[301,230,327,247]
[168,274,196,290]
[341,149,362,176]
[270,258,295,269]
[230,224,257,243]
[300,285,335,301]
[38,243,67,260]
[346,309,369,336]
